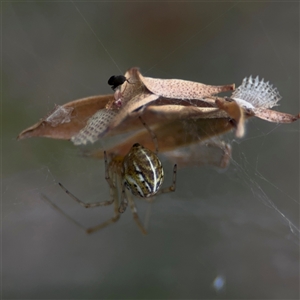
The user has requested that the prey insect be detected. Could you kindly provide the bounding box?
[108,75,129,91]
[43,117,177,235]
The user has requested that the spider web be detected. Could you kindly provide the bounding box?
[3,2,299,299]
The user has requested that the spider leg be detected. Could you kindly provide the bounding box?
[85,197,120,234]
[58,151,115,208]
[41,193,87,231]
[104,150,115,190]
[127,191,147,235]
[84,155,122,234]
[42,151,123,234]
[155,164,177,195]
[58,182,114,208]
[139,116,159,154]
[118,183,128,213]
[41,193,120,234]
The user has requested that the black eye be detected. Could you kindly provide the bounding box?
[108,75,127,91]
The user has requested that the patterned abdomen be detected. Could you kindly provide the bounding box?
[122,143,164,198]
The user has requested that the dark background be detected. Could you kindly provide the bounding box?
[3,2,299,299]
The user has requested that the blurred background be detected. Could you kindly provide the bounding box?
[3,2,299,299]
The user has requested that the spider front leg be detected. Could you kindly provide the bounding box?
[42,151,122,234]
[58,151,114,208]
[41,192,120,234]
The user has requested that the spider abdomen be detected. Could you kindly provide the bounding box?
[122,143,164,198]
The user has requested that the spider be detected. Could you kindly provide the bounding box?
[43,117,177,235]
